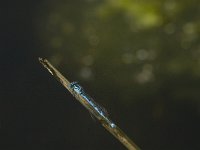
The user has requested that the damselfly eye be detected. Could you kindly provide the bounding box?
[70,82,84,94]
[70,81,78,88]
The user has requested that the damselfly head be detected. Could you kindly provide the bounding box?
[70,81,84,94]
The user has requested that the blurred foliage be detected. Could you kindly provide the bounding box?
[35,0,200,149]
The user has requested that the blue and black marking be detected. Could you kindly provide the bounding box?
[69,81,109,118]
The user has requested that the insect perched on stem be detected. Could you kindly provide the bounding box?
[39,57,141,150]
[70,81,109,121]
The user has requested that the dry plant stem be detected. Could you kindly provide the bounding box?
[39,57,141,150]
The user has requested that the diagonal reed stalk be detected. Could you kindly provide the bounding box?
[39,57,141,150]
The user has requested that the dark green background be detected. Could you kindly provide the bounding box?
[1,0,200,149]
